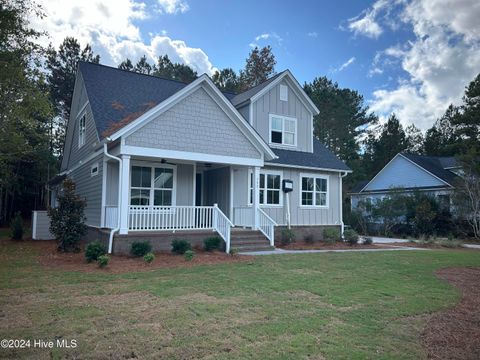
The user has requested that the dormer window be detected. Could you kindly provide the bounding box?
[78,114,86,147]
[269,114,296,146]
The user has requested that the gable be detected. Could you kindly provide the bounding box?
[125,87,262,159]
[251,78,313,152]
[364,155,446,191]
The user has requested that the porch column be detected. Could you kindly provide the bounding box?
[253,166,260,230]
[119,155,130,235]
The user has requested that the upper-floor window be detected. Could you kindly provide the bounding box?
[78,114,86,148]
[269,114,296,147]
[300,174,328,207]
[90,162,99,177]
[248,170,283,206]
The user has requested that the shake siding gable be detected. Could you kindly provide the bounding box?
[125,87,262,159]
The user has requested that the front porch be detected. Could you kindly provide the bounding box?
[100,154,276,253]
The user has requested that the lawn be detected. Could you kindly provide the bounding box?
[1,237,479,359]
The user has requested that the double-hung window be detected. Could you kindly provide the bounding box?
[78,114,86,147]
[130,165,174,206]
[249,170,282,206]
[269,114,296,146]
[300,174,328,207]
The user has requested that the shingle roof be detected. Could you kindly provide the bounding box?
[230,71,285,107]
[266,139,351,172]
[401,153,458,185]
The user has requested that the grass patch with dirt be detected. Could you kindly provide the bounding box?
[1,235,480,359]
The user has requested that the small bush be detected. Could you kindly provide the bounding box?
[97,255,110,268]
[363,237,373,245]
[130,241,152,257]
[344,229,359,245]
[203,236,222,251]
[171,239,192,254]
[304,234,315,244]
[230,247,239,256]
[435,239,462,248]
[143,252,155,264]
[85,241,106,263]
[10,212,24,240]
[281,229,296,245]
[184,249,195,261]
[323,228,340,244]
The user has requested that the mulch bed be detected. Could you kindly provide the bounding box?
[22,240,251,274]
[422,267,480,360]
[277,241,396,250]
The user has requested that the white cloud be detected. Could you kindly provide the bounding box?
[358,0,480,130]
[33,0,215,75]
[157,0,189,14]
[307,32,318,38]
[348,12,383,39]
[333,57,356,72]
[249,32,283,48]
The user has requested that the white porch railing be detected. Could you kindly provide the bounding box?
[104,206,119,228]
[213,204,234,253]
[258,208,277,246]
[233,206,254,227]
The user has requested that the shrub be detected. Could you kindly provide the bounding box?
[130,241,152,257]
[435,238,462,248]
[97,255,110,268]
[323,228,340,244]
[143,252,155,264]
[10,212,24,240]
[203,236,222,251]
[85,241,106,263]
[363,237,373,245]
[304,234,315,244]
[281,229,296,245]
[344,229,359,245]
[171,239,192,254]
[48,178,87,252]
[230,247,239,256]
[184,250,195,261]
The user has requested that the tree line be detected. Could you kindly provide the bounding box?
[1,0,478,231]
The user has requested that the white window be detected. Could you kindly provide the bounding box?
[90,162,99,177]
[78,114,86,147]
[280,84,288,101]
[249,170,282,206]
[269,114,296,146]
[300,174,328,207]
[130,165,175,206]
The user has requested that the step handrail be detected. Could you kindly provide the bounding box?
[213,204,234,253]
[257,208,277,247]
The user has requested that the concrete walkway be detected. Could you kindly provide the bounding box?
[463,244,480,249]
[370,236,409,244]
[240,246,427,256]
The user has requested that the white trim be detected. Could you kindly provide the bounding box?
[90,162,99,177]
[100,157,107,227]
[249,104,253,125]
[299,172,329,208]
[268,114,298,148]
[249,70,319,115]
[129,161,177,207]
[121,145,264,167]
[248,168,284,207]
[108,74,276,160]
[32,211,37,240]
[358,153,452,193]
[279,84,288,101]
[229,167,234,219]
[265,162,352,173]
[192,163,196,206]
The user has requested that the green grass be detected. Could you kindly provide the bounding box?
[0,237,479,359]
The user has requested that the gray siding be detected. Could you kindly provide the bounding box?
[61,72,99,171]
[237,104,250,123]
[70,154,104,227]
[126,87,261,159]
[32,211,55,240]
[365,155,445,191]
[204,167,231,216]
[251,79,313,153]
[106,161,119,206]
[176,164,194,206]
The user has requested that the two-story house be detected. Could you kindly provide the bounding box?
[52,62,350,253]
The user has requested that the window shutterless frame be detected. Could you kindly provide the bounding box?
[78,113,86,148]
[268,114,297,148]
[299,173,329,208]
[248,169,283,207]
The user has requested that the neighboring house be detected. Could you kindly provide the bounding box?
[51,62,350,253]
[350,152,461,214]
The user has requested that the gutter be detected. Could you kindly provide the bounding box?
[103,141,122,254]
[339,171,348,238]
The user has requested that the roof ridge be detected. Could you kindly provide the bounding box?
[235,70,286,96]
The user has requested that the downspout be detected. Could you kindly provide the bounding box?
[339,171,348,238]
[103,141,122,254]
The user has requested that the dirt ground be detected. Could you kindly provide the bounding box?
[422,267,480,360]
[28,240,251,274]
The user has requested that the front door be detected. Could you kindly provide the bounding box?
[195,173,202,206]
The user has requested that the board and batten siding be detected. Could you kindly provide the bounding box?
[125,87,261,159]
[251,79,313,153]
[204,167,231,216]
[61,71,99,171]
[70,154,104,227]
[364,155,446,191]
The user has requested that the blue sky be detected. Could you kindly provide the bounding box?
[35,0,480,130]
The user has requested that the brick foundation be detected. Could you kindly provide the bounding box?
[274,225,342,243]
